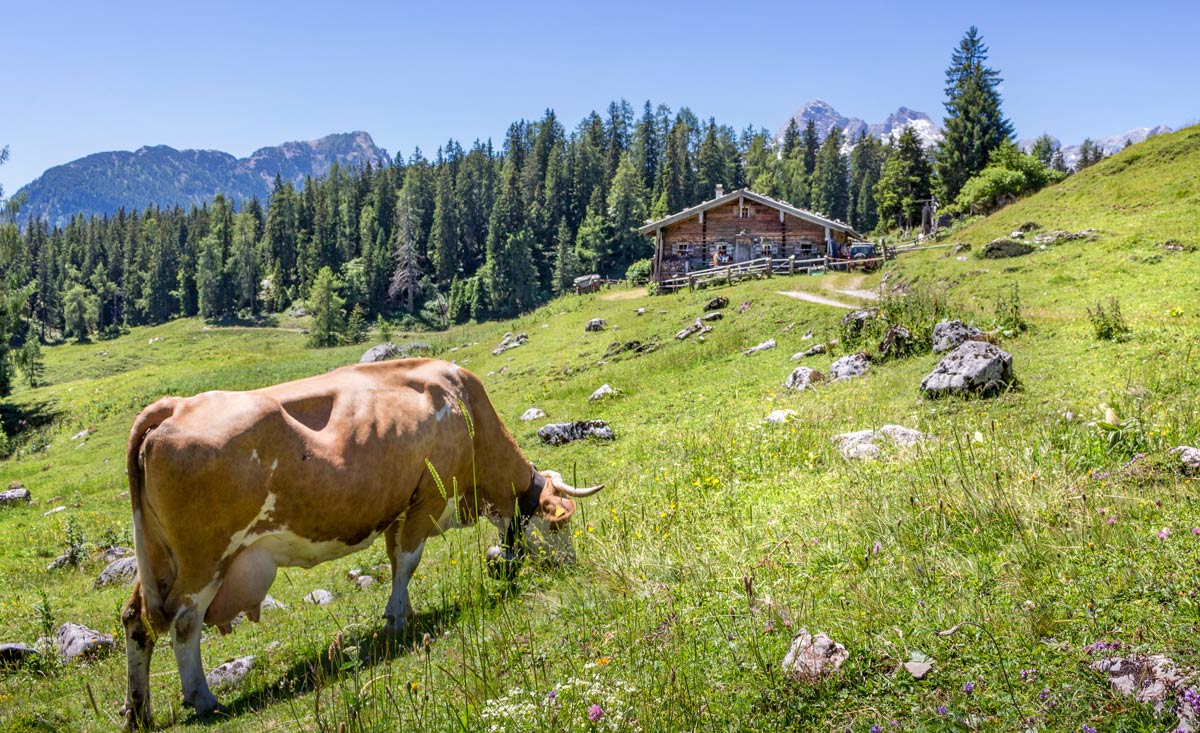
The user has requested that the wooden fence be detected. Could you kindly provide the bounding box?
[657,252,888,293]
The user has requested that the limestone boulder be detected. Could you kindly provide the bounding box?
[784,366,823,391]
[782,629,849,683]
[537,421,615,446]
[56,623,114,662]
[931,320,983,353]
[829,353,870,381]
[921,341,1014,397]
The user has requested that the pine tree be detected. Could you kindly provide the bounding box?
[63,283,99,342]
[227,209,260,314]
[1030,134,1058,166]
[936,26,1015,202]
[782,118,802,158]
[195,232,224,320]
[307,266,345,347]
[875,126,933,230]
[483,228,539,318]
[551,217,583,295]
[809,128,849,221]
[389,201,423,314]
[604,153,649,275]
[801,119,820,177]
[345,304,367,344]
[428,164,460,287]
[848,133,884,232]
[17,338,44,388]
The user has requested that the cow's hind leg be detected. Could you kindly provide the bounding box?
[383,519,426,637]
[121,582,155,731]
[171,602,219,716]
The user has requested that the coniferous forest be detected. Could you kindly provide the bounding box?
[0,28,1071,398]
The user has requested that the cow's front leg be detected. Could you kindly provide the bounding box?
[121,583,155,730]
[171,603,218,716]
[383,519,426,637]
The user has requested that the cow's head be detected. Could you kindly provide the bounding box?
[487,469,603,579]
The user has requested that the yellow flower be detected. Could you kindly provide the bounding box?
[596,656,611,666]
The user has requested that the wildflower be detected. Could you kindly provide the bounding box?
[963,682,975,693]
[1040,688,1051,700]
[547,689,558,701]
[588,704,604,721]
[870,726,882,733]
[1020,668,1038,683]
[1193,528,1200,535]
[872,541,882,555]
[1158,527,1171,540]
[937,705,948,716]
[595,657,611,666]
[1107,516,1117,524]
[1081,725,1097,733]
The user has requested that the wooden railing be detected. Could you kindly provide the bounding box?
[657,253,883,292]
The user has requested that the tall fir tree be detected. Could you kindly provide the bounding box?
[936,26,1015,202]
[875,127,933,230]
[604,153,649,275]
[428,163,460,287]
[848,132,884,233]
[809,128,849,221]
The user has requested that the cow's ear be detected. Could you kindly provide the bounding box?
[538,493,576,527]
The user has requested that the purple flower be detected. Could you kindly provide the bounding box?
[1107,516,1117,524]
[937,705,948,716]
[1184,686,1200,715]
[1192,528,1200,535]
[870,726,882,733]
[1081,725,1097,733]
[1159,527,1171,540]
[963,682,975,693]
[547,689,558,701]
[588,704,604,722]
[1040,687,1051,700]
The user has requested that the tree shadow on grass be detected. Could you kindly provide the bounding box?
[0,398,60,455]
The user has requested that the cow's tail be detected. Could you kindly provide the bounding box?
[127,397,180,634]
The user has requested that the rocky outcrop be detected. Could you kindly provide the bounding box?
[784,367,823,391]
[782,629,849,683]
[704,296,729,311]
[829,353,870,381]
[931,320,983,353]
[492,332,528,355]
[743,339,776,356]
[207,656,256,689]
[982,238,1034,258]
[94,557,138,588]
[537,421,615,446]
[584,318,607,332]
[589,384,617,401]
[921,341,1014,397]
[520,408,547,422]
[878,324,913,359]
[1172,446,1200,474]
[359,343,400,363]
[832,425,932,460]
[0,484,31,505]
[56,623,114,662]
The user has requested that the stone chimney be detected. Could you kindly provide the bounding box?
[715,184,724,199]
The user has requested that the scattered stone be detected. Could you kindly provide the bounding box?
[70,429,89,441]
[675,319,712,340]
[0,643,39,667]
[520,408,547,422]
[1018,221,1042,233]
[832,425,932,460]
[765,409,797,425]
[1009,230,1025,239]
[791,341,836,360]
[354,575,376,590]
[878,324,913,359]
[589,384,617,401]
[94,557,138,588]
[699,311,723,322]
[56,623,114,662]
[982,238,1034,259]
[46,554,72,570]
[956,255,968,262]
[921,341,1014,397]
[635,307,646,316]
[584,318,607,332]
[147,337,164,345]
[703,296,728,311]
[931,319,984,353]
[903,661,933,680]
[1031,228,1096,245]
[359,343,401,363]
[829,352,870,381]
[537,421,615,446]
[801,330,813,340]
[97,546,133,564]
[1162,240,1196,253]
[206,656,256,689]
[304,590,334,606]
[784,366,823,391]
[841,308,878,339]
[1091,654,1198,729]
[951,242,972,256]
[491,332,528,356]
[1172,446,1200,474]
[0,485,31,505]
[43,505,66,516]
[260,595,286,611]
[782,629,849,683]
[743,339,776,356]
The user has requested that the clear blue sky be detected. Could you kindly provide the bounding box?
[2,0,1197,196]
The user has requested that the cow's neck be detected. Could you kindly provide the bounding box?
[516,467,544,521]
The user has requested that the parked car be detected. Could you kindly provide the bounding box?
[831,243,880,272]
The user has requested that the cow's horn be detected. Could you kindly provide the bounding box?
[553,479,605,498]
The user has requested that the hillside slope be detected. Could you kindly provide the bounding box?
[1,128,1199,733]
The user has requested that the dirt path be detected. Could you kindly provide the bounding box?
[600,287,647,300]
[775,291,860,309]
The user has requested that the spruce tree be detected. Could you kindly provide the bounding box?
[936,26,1014,202]
[782,118,802,158]
[848,133,884,232]
[552,217,583,295]
[605,153,649,275]
[875,126,933,230]
[428,164,460,287]
[809,128,849,221]
[307,266,345,347]
[801,119,820,176]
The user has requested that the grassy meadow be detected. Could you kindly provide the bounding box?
[2,127,1200,732]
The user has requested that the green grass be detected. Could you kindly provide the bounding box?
[3,128,1200,732]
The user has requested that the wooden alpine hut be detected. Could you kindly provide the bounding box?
[639,185,863,286]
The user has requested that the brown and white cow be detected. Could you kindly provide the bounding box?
[120,358,601,729]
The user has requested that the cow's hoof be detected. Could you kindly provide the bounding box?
[185,691,221,718]
[120,702,152,731]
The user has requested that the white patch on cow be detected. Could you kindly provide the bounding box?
[250,449,259,463]
[252,526,381,569]
[220,493,278,561]
[436,495,463,531]
[270,459,278,472]
[434,402,452,422]
[385,542,425,633]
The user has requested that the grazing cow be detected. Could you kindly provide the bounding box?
[120,358,602,729]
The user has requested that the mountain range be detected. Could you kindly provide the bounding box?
[15,132,391,227]
[779,99,1171,168]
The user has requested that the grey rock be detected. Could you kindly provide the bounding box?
[829,353,870,381]
[675,319,713,340]
[354,575,376,590]
[1032,228,1096,245]
[94,557,138,588]
[43,505,67,516]
[703,296,729,311]
[520,408,547,422]
[491,332,528,356]
[876,424,931,447]
[982,238,1034,259]
[0,486,31,505]
[878,324,913,359]
[784,366,824,391]
[47,554,72,570]
[359,343,401,363]
[206,655,256,689]
[260,595,286,611]
[841,308,877,339]
[97,546,133,564]
[635,307,646,316]
[1009,230,1024,239]
[537,421,615,446]
[932,319,983,353]
[1091,654,1197,728]
[1172,446,1200,474]
[304,589,334,606]
[765,409,797,425]
[921,340,1014,397]
[56,623,114,662]
[589,384,617,401]
[832,425,932,460]
[951,242,972,255]
[0,643,39,666]
[743,339,776,356]
[791,340,836,360]
[699,311,723,322]
[782,629,849,683]
[584,318,608,332]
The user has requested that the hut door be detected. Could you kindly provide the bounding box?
[734,235,752,262]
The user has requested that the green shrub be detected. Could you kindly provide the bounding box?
[1087,297,1131,341]
[625,259,653,286]
[993,283,1028,333]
